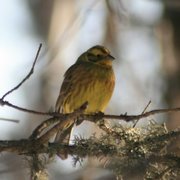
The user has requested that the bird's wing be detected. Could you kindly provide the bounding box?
[55,64,77,113]
[54,64,80,154]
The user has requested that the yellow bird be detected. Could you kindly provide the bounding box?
[55,45,115,144]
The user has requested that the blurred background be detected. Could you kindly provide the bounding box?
[0,0,179,179]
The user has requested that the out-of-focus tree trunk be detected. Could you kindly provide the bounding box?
[28,0,55,38]
[162,1,180,129]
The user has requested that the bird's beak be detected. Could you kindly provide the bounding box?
[107,54,115,60]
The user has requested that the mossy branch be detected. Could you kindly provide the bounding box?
[0,124,179,179]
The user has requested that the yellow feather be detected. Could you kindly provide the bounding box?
[55,45,115,147]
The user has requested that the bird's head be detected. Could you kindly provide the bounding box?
[77,45,115,67]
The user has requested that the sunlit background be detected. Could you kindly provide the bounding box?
[0,0,179,179]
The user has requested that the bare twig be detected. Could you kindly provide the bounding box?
[142,100,152,114]
[0,117,19,123]
[82,107,180,122]
[0,99,53,116]
[133,100,151,127]
[1,43,42,100]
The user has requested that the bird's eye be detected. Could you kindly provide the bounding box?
[97,54,101,57]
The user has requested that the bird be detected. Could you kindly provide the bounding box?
[55,45,115,147]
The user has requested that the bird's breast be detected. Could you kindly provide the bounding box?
[63,65,115,113]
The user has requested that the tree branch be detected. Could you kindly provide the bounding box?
[1,96,180,122]
[1,44,42,100]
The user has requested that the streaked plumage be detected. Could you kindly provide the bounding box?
[55,45,115,144]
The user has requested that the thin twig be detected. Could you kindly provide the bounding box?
[142,100,152,114]
[0,117,19,123]
[133,100,151,128]
[1,43,42,100]
[83,107,180,122]
[0,99,54,116]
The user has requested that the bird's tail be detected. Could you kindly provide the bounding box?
[55,124,73,144]
[54,122,74,159]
